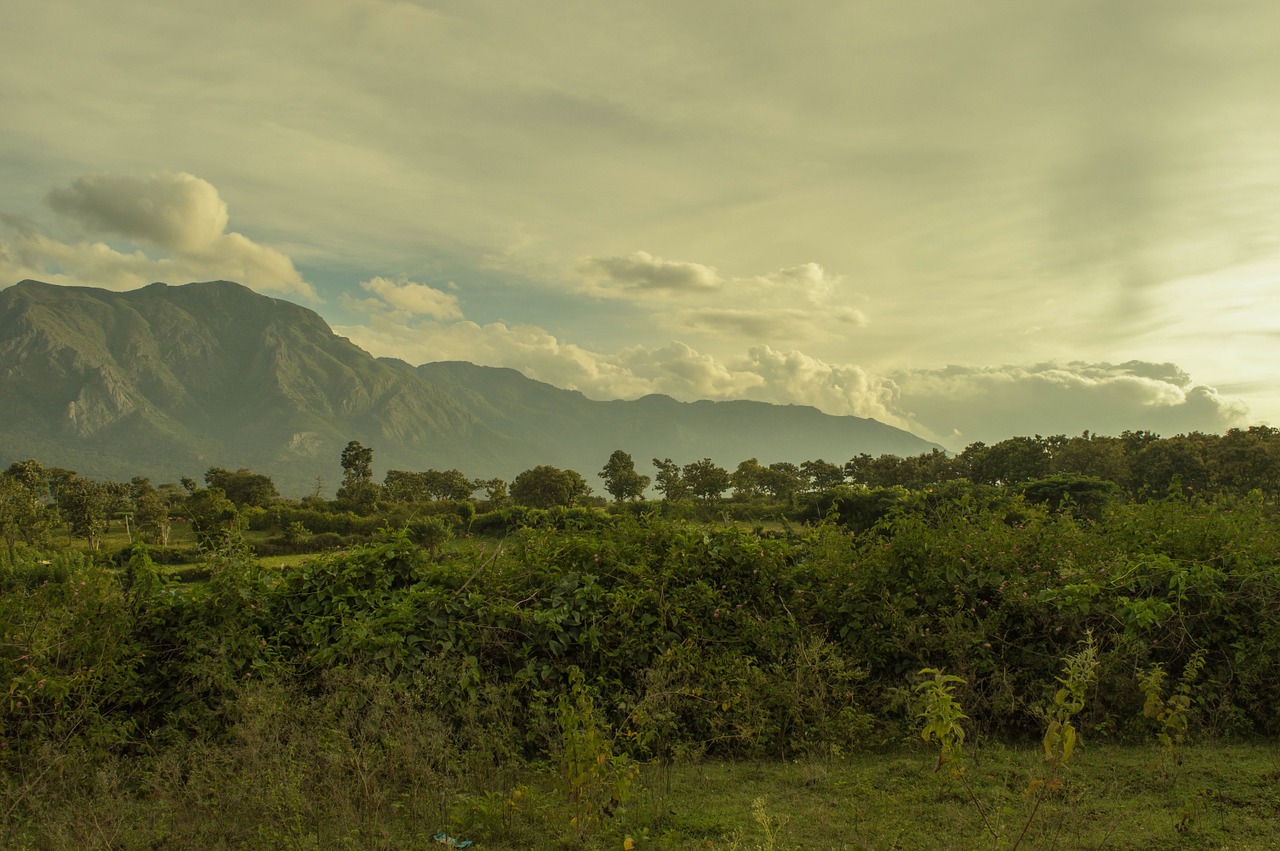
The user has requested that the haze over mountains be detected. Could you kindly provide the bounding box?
[0,280,940,495]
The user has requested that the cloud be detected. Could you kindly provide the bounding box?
[355,276,462,319]
[579,250,722,295]
[755,262,842,305]
[1,173,315,299]
[889,362,1251,447]
[735,346,905,423]
[339,301,1250,452]
[47,172,230,253]
[667,305,866,340]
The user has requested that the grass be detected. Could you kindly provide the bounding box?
[5,742,1277,849]
[586,742,1280,850]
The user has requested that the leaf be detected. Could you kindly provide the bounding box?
[1061,722,1076,763]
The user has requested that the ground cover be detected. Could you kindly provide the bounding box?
[4,488,1280,848]
[3,743,1277,848]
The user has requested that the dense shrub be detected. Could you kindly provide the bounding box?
[4,491,1279,829]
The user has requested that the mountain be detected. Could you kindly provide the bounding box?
[0,279,942,494]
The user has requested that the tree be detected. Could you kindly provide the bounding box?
[731,458,767,499]
[801,459,845,492]
[652,458,689,502]
[384,469,477,502]
[1210,426,1280,494]
[511,465,592,508]
[759,462,803,500]
[969,436,1051,485]
[185,487,239,548]
[1134,433,1212,497]
[204,467,279,508]
[682,458,730,505]
[340,440,373,488]
[424,469,477,501]
[0,460,52,554]
[1050,432,1129,484]
[383,469,429,503]
[51,474,110,551]
[130,478,172,546]
[337,440,378,511]
[477,478,509,507]
[599,450,650,502]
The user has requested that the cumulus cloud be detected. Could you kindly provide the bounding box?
[355,276,462,319]
[578,250,722,295]
[889,362,1251,447]
[0,173,315,298]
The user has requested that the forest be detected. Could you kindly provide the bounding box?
[2,428,1280,848]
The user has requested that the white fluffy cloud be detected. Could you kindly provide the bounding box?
[1,173,315,298]
[889,363,1251,446]
[337,292,1248,450]
[353,276,462,319]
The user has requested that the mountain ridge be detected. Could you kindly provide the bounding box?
[0,280,942,494]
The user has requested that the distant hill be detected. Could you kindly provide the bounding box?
[0,280,942,494]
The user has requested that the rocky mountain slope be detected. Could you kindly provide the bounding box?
[0,280,941,494]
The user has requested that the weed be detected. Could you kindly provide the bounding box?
[1138,648,1207,782]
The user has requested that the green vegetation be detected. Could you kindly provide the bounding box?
[3,439,1280,847]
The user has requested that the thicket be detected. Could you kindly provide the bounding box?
[4,486,1279,840]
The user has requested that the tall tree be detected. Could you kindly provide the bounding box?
[599,450,650,502]
[337,440,378,511]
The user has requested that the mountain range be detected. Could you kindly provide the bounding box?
[0,279,941,495]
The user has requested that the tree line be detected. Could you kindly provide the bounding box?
[4,427,1280,553]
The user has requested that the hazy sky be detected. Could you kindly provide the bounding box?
[3,1,1278,449]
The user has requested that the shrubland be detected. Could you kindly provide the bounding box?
[3,479,1280,846]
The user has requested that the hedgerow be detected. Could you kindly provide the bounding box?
[3,487,1279,832]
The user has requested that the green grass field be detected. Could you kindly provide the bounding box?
[8,743,1278,849]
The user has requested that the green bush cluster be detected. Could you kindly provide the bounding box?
[4,486,1280,842]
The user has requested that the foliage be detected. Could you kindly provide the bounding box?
[682,458,730,505]
[599,450,650,503]
[204,466,280,508]
[184,487,239,548]
[6,466,1280,845]
[510,465,592,509]
[1139,649,1207,781]
[337,440,379,511]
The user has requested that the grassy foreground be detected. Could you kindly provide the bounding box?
[5,742,1277,849]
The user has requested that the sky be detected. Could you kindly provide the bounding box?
[3,0,1278,451]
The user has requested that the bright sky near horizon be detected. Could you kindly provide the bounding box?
[3,1,1279,450]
